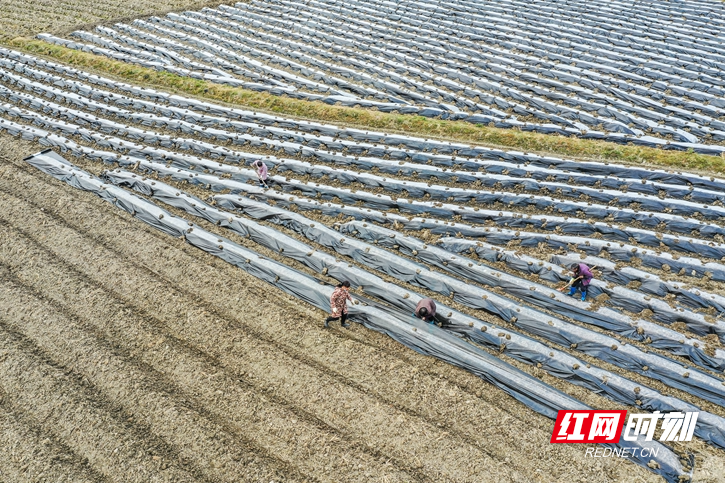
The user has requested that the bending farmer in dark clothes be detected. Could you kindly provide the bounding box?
[324,281,354,328]
[414,298,437,324]
[566,263,594,301]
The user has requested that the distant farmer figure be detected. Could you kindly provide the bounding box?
[253,160,269,189]
[324,281,354,328]
[563,263,594,301]
[414,298,437,323]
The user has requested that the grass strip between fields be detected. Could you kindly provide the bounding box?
[7,37,725,174]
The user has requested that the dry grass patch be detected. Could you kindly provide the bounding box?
[6,37,725,175]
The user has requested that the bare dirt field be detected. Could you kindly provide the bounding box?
[0,0,229,41]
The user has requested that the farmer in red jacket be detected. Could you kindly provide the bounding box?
[324,281,354,328]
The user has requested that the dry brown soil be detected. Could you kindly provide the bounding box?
[0,0,231,41]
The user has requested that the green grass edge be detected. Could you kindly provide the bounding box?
[7,37,725,174]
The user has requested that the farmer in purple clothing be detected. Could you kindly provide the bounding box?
[567,263,593,302]
[253,160,269,189]
[414,298,437,324]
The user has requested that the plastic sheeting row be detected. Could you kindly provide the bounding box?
[435,228,725,282]
[220,2,718,142]
[34,34,415,112]
[434,235,725,318]
[34,16,725,155]
[3,108,724,296]
[250,0,725,111]
[101,164,725,455]
[8,53,725,211]
[145,188,725,408]
[341,221,725,363]
[150,13,570,123]
[227,0,725,153]
[304,0,725,94]
[6,84,725,247]
[196,3,698,141]
[135,16,421,106]
[199,4,725,134]
[551,253,725,316]
[12,79,723,227]
[19,117,722,284]
[429,232,725,325]
[23,149,690,482]
[5,44,725,187]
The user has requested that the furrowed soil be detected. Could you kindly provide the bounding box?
[0,0,229,41]
[1,130,692,483]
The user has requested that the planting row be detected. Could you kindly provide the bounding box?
[24,149,691,482]
[33,0,725,153]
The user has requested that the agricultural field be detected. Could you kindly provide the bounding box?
[36,0,725,155]
[2,1,725,483]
